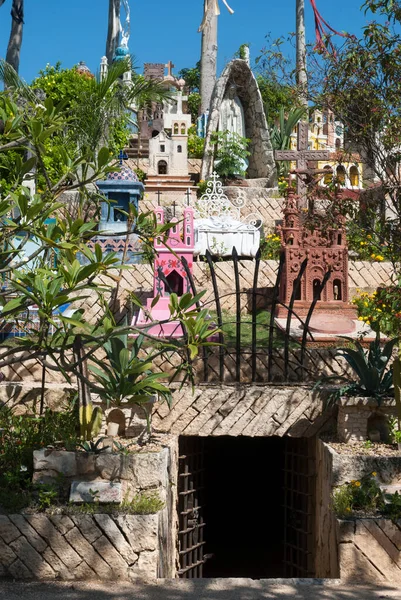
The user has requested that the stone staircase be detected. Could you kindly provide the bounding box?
[144,174,195,192]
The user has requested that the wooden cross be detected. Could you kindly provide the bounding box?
[156,189,163,206]
[172,200,177,217]
[185,188,192,206]
[275,121,331,206]
[165,60,175,77]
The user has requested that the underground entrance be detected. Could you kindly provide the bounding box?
[178,435,316,579]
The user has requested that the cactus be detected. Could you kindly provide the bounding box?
[79,404,103,441]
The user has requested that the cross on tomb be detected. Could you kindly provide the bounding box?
[172,200,178,217]
[118,149,128,165]
[185,187,192,206]
[165,60,175,77]
[156,189,163,206]
[275,121,331,206]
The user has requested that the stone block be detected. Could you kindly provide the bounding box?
[10,537,55,579]
[9,515,47,552]
[128,451,167,489]
[76,452,97,475]
[64,527,114,579]
[25,515,81,569]
[0,537,17,567]
[69,481,122,504]
[33,449,77,477]
[94,514,138,564]
[42,547,73,580]
[93,535,129,577]
[0,516,20,543]
[95,454,127,480]
[71,515,102,543]
[129,550,158,582]
[7,558,32,579]
[115,515,158,553]
[50,515,75,535]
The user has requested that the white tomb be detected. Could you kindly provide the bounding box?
[194,172,262,257]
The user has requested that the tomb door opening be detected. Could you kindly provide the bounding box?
[177,436,316,579]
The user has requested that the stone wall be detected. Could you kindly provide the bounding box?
[0,438,180,582]
[338,518,401,584]
[152,384,334,438]
[337,397,397,443]
[0,513,159,581]
[315,440,339,578]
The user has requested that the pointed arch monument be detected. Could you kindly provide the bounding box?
[201,59,277,185]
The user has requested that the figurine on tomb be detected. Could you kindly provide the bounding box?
[218,84,245,139]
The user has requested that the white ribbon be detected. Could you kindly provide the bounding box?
[199,0,234,32]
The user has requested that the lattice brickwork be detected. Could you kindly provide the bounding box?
[152,385,333,437]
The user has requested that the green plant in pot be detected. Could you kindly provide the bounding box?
[211,130,250,181]
[335,336,397,402]
[89,330,171,438]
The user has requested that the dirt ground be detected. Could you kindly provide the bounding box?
[0,579,399,600]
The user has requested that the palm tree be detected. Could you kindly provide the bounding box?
[1,0,24,74]
[106,0,120,65]
[199,0,234,115]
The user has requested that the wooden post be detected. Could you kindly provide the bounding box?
[200,0,218,115]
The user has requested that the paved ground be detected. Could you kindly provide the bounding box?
[0,580,399,600]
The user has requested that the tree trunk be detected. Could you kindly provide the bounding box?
[200,0,218,115]
[106,0,120,65]
[6,0,24,74]
[296,0,308,109]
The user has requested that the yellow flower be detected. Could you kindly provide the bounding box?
[364,301,369,307]
[366,320,371,325]
[354,481,361,487]
[376,255,384,261]
[346,507,351,512]
[367,234,372,239]
[358,316,364,321]
[372,472,377,477]
[371,253,376,259]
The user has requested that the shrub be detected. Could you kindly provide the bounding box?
[332,473,384,517]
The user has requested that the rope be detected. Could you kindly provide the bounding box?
[309,0,351,54]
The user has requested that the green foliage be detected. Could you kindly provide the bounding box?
[0,401,78,512]
[270,107,306,177]
[382,491,401,521]
[36,483,59,510]
[133,167,146,183]
[78,438,108,455]
[352,287,401,338]
[188,124,204,159]
[332,473,384,517]
[123,490,165,514]
[178,62,201,93]
[187,93,201,125]
[234,43,250,60]
[260,231,281,260]
[196,178,209,198]
[336,337,397,401]
[318,0,401,272]
[211,131,250,178]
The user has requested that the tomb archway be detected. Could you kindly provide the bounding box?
[201,59,276,184]
[166,269,183,296]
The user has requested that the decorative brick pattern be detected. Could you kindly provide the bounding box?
[152,384,333,437]
[338,519,401,584]
[0,514,158,581]
[1,259,393,383]
[337,397,397,443]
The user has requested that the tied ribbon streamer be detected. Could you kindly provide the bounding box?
[310,0,351,54]
[199,0,234,32]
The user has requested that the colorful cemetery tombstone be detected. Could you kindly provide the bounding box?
[93,164,144,264]
[194,172,262,257]
[276,185,357,335]
[132,206,195,338]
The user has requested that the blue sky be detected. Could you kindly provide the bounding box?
[0,1,371,83]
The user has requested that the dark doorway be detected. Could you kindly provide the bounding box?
[178,436,315,579]
[158,160,168,175]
